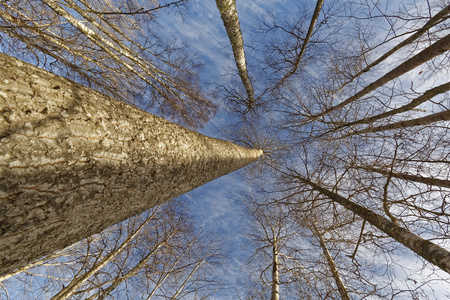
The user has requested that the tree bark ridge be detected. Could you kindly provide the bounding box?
[0,53,262,276]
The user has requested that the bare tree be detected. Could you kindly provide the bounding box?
[288,171,450,274]
[0,0,214,127]
[309,223,350,300]
[1,201,222,299]
[307,33,450,121]
[344,109,450,137]
[215,0,255,110]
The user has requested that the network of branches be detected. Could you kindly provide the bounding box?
[1,0,450,298]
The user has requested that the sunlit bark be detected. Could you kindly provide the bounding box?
[309,33,450,120]
[0,0,214,126]
[346,109,450,136]
[216,0,255,108]
[310,225,350,300]
[295,174,450,274]
[271,239,280,300]
[0,53,262,276]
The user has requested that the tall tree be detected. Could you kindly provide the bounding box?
[272,0,324,90]
[215,0,255,110]
[0,0,214,127]
[309,223,350,300]
[1,201,221,299]
[307,33,450,121]
[290,173,450,274]
[0,53,262,276]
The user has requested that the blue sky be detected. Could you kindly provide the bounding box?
[162,0,450,298]
[1,0,450,298]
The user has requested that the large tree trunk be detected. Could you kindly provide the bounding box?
[295,175,450,274]
[0,53,262,276]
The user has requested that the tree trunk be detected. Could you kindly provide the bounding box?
[311,226,350,300]
[361,167,450,189]
[336,81,450,130]
[311,33,450,119]
[216,0,255,108]
[51,211,157,300]
[346,109,450,136]
[0,53,262,276]
[295,175,450,274]
[344,5,450,86]
[271,240,280,300]
[274,0,324,90]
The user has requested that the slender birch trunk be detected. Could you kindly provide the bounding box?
[215,0,255,108]
[340,5,450,89]
[295,175,450,274]
[95,237,172,300]
[0,53,262,276]
[274,0,324,89]
[346,109,450,136]
[335,81,450,130]
[310,33,450,119]
[51,210,157,300]
[361,167,450,189]
[271,239,280,300]
[311,225,350,300]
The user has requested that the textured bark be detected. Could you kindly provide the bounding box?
[347,109,450,136]
[271,240,280,300]
[1,0,214,127]
[296,175,450,274]
[361,167,450,189]
[312,226,350,300]
[0,53,262,276]
[310,33,450,119]
[216,0,255,107]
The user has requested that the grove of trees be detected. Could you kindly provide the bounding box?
[1,0,449,298]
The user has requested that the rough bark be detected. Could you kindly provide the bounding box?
[0,53,262,276]
[295,175,450,274]
[216,0,255,108]
[310,33,450,119]
[1,0,214,127]
[347,109,450,136]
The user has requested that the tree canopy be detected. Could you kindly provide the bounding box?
[1,0,450,298]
